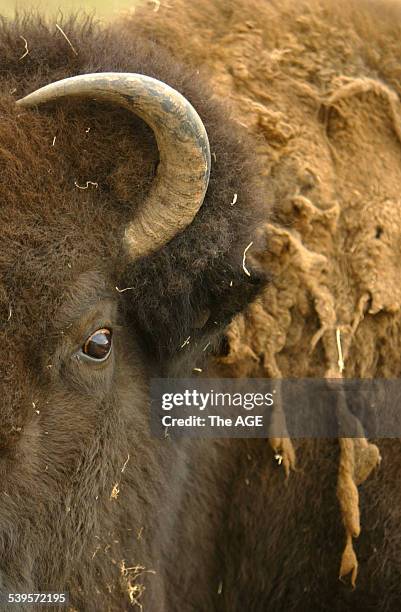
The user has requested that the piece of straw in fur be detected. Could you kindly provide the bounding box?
[19,36,29,60]
[55,23,78,56]
[242,241,254,277]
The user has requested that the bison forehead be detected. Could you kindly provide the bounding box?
[0,99,155,347]
[0,220,113,342]
[0,134,122,387]
[0,94,157,262]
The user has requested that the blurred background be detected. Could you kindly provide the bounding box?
[2,0,137,18]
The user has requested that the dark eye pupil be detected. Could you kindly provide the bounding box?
[83,329,112,360]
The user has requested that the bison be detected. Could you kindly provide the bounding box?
[1,0,401,610]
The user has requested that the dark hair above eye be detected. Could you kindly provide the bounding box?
[82,328,112,361]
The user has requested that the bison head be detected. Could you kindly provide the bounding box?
[0,18,267,606]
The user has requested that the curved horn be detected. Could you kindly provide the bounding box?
[16,73,211,257]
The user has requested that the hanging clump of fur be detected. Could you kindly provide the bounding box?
[335,384,381,586]
[259,224,382,585]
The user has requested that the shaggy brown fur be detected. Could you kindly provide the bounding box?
[121,0,401,609]
[3,1,401,610]
[0,12,268,612]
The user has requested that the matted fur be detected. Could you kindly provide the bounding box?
[123,0,401,610]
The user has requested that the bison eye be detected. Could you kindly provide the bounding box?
[82,328,112,361]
